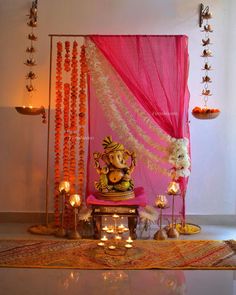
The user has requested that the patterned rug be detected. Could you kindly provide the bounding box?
[0,239,235,269]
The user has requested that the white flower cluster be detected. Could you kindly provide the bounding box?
[168,138,191,179]
[78,207,92,222]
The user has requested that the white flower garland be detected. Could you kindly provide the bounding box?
[168,138,191,179]
[86,38,191,178]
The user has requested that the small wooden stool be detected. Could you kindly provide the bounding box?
[87,187,147,240]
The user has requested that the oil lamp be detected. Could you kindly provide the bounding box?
[154,195,168,240]
[55,181,71,238]
[68,194,82,239]
[167,182,180,239]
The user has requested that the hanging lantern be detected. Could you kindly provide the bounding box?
[192,4,220,120]
[15,0,46,123]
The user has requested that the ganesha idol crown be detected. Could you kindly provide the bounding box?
[93,136,136,201]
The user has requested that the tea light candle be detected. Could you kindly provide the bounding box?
[125,244,133,249]
[118,224,125,229]
[106,229,114,234]
[97,242,105,247]
[101,236,108,242]
[112,214,119,218]
[124,227,129,232]
[115,235,122,241]
[126,237,133,243]
[108,245,116,250]
[102,226,108,231]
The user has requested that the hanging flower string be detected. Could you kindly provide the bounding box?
[69,41,78,192]
[64,41,71,72]
[62,82,71,229]
[78,44,88,195]
[54,41,63,226]
[192,7,220,119]
[63,83,70,181]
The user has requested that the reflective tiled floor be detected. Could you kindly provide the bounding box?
[0,223,236,295]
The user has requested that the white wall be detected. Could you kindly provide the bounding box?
[0,0,235,214]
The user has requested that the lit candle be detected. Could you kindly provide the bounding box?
[29,105,33,109]
[155,195,168,208]
[102,226,108,231]
[126,237,133,243]
[167,181,180,195]
[125,244,133,249]
[101,236,108,242]
[108,245,116,250]
[118,224,125,229]
[97,242,105,247]
[106,229,114,234]
[115,235,122,241]
[124,227,129,232]
[112,214,119,218]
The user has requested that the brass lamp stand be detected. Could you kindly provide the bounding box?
[167,182,180,239]
[154,195,168,240]
[55,181,70,237]
[68,194,82,239]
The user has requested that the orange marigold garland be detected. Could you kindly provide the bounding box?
[64,41,71,72]
[69,41,78,191]
[63,82,70,181]
[54,41,63,226]
[63,82,71,229]
[78,44,88,195]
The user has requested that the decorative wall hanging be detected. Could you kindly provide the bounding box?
[192,4,220,119]
[15,0,46,123]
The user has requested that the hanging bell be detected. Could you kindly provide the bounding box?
[203,24,213,32]
[28,33,37,41]
[202,11,212,20]
[26,85,35,92]
[202,89,212,96]
[26,46,36,53]
[202,38,211,46]
[26,71,37,80]
[24,58,37,66]
[201,49,212,57]
[202,76,212,83]
[27,20,37,27]
[202,63,212,71]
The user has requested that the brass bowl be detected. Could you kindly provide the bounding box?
[15,106,44,116]
[192,111,220,120]
[96,190,135,201]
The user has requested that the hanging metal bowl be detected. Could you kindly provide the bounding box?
[192,111,220,120]
[15,106,45,116]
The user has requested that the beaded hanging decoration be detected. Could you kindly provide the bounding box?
[192,4,220,120]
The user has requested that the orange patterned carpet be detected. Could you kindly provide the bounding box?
[0,239,235,269]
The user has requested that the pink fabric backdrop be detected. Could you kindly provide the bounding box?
[86,35,190,219]
[90,35,190,138]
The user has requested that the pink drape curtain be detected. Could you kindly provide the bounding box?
[87,35,190,218]
[89,35,190,139]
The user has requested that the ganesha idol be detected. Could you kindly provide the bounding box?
[93,136,136,201]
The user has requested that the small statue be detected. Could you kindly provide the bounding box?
[93,136,136,200]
